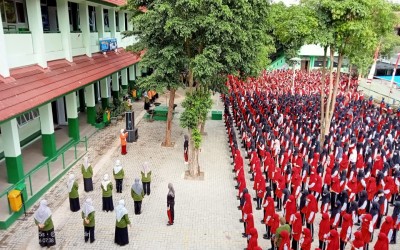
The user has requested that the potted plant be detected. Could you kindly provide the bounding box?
[95,108,105,129]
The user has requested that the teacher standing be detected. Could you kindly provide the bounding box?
[167,183,175,226]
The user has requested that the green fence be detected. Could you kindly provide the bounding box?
[0,136,88,229]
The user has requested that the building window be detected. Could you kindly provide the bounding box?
[88,5,96,32]
[0,0,26,24]
[16,109,40,127]
[115,12,119,31]
[68,1,79,32]
[103,8,109,31]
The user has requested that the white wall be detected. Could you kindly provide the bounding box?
[44,33,65,61]
[90,32,100,53]
[0,118,41,155]
[5,34,36,68]
[71,33,86,56]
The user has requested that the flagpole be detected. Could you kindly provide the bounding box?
[389,53,400,101]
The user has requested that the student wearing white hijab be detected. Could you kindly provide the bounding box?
[101,174,114,212]
[114,200,131,246]
[81,155,93,192]
[131,178,144,215]
[34,200,56,247]
[113,160,124,193]
[67,174,80,212]
[167,183,175,225]
[141,162,152,195]
[81,198,95,243]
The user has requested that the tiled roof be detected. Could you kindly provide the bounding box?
[0,49,142,122]
[102,0,127,6]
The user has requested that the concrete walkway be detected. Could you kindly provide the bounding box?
[0,90,246,250]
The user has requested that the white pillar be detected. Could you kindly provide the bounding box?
[56,0,73,62]
[38,104,55,134]
[121,68,128,88]
[85,84,96,124]
[112,72,119,92]
[38,103,56,157]
[0,14,10,77]
[96,5,105,39]
[100,77,109,98]
[2,119,24,183]
[79,1,91,57]
[2,119,21,158]
[135,63,142,77]
[127,14,133,31]
[129,65,136,81]
[65,92,78,119]
[118,11,126,32]
[109,8,116,38]
[26,0,47,68]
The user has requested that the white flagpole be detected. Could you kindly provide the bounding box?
[367,45,380,85]
[390,53,400,96]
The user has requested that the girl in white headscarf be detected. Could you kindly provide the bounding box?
[167,183,175,225]
[101,174,114,212]
[34,200,56,247]
[114,200,131,246]
[81,155,93,192]
[131,178,144,215]
[113,160,124,193]
[81,198,95,243]
[67,174,80,212]
[141,162,152,195]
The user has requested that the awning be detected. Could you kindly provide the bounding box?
[0,49,142,122]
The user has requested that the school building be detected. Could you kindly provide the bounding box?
[0,0,143,228]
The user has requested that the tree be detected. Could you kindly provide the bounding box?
[302,0,395,139]
[125,0,273,177]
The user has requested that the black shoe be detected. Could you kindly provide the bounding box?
[261,220,264,224]
[253,198,257,201]
[242,234,247,238]
[240,219,244,223]
[237,206,241,209]
[235,186,239,189]
[231,162,234,165]
[250,178,254,181]
[248,171,252,174]
[256,207,261,210]
[167,222,173,226]
[277,209,282,212]
[90,240,95,243]
[232,169,236,173]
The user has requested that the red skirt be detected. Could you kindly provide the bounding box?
[184,152,188,162]
[121,145,127,155]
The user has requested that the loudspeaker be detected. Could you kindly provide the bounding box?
[125,111,135,130]
[126,128,138,143]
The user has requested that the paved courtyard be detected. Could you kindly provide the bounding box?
[0,90,247,250]
[0,89,398,250]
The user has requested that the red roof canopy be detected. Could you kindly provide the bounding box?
[102,0,127,6]
[0,49,142,122]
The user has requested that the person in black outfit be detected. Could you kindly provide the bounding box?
[167,183,175,226]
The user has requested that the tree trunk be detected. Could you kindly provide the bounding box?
[188,128,200,177]
[188,68,194,91]
[324,49,335,137]
[327,53,344,124]
[200,121,206,135]
[347,64,352,93]
[320,46,328,143]
[162,88,176,147]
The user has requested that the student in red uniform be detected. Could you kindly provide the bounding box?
[244,213,255,240]
[290,211,302,250]
[319,213,330,250]
[379,216,393,244]
[305,194,318,238]
[279,230,290,250]
[351,231,365,250]
[247,227,259,250]
[284,195,297,224]
[373,233,389,250]
[262,196,275,239]
[325,229,340,250]
[360,214,373,250]
[340,213,353,250]
[269,213,280,249]
[300,228,312,250]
